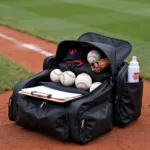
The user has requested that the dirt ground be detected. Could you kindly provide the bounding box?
[0,26,150,150]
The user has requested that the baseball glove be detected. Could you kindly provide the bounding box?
[90,58,110,73]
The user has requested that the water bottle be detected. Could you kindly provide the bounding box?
[128,56,139,83]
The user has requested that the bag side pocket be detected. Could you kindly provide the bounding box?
[79,102,113,144]
[114,77,143,126]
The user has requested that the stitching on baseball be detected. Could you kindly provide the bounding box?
[91,50,99,55]
[77,82,88,90]
[81,73,89,76]
[66,71,75,78]
[91,50,94,55]
[88,56,97,62]
[54,70,62,76]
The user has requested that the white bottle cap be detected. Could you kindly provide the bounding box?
[130,56,139,66]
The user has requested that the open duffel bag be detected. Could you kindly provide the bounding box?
[8,32,143,144]
[44,33,143,127]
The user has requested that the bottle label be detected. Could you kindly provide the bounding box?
[133,72,139,80]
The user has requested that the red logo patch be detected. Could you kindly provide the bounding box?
[69,49,76,55]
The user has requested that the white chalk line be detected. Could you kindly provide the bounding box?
[0,33,53,56]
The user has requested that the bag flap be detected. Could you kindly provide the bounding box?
[78,32,132,68]
[55,40,116,78]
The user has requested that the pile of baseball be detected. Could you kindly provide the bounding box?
[50,69,102,92]
[49,50,104,92]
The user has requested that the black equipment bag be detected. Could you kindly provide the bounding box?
[8,32,143,144]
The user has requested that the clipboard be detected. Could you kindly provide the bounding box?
[18,86,83,103]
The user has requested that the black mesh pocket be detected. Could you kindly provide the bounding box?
[114,77,143,127]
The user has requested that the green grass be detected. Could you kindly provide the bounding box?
[0,0,150,79]
[0,54,34,93]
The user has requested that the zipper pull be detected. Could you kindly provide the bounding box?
[115,96,119,103]
[110,77,114,85]
[8,98,12,107]
[40,101,47,108]
[81,119,85,129]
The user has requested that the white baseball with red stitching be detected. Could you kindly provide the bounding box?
[75,73,92,90]
[60,71,76,86]
[87,50,101,64]
[89,82,102,92]
[50,69,63,82]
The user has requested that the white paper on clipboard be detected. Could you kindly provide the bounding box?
[21,85,82,101]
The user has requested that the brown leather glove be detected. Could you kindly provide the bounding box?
[90,58,110,73]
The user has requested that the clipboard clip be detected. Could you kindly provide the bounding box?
[31,91,52,98]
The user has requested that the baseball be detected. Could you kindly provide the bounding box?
[75,73,92,90]
[50,69,63,82]
[89,82,102,92]
[87,50,101,64]
[60,71,76,86]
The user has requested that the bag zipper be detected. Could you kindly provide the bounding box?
[115,64,128,103]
